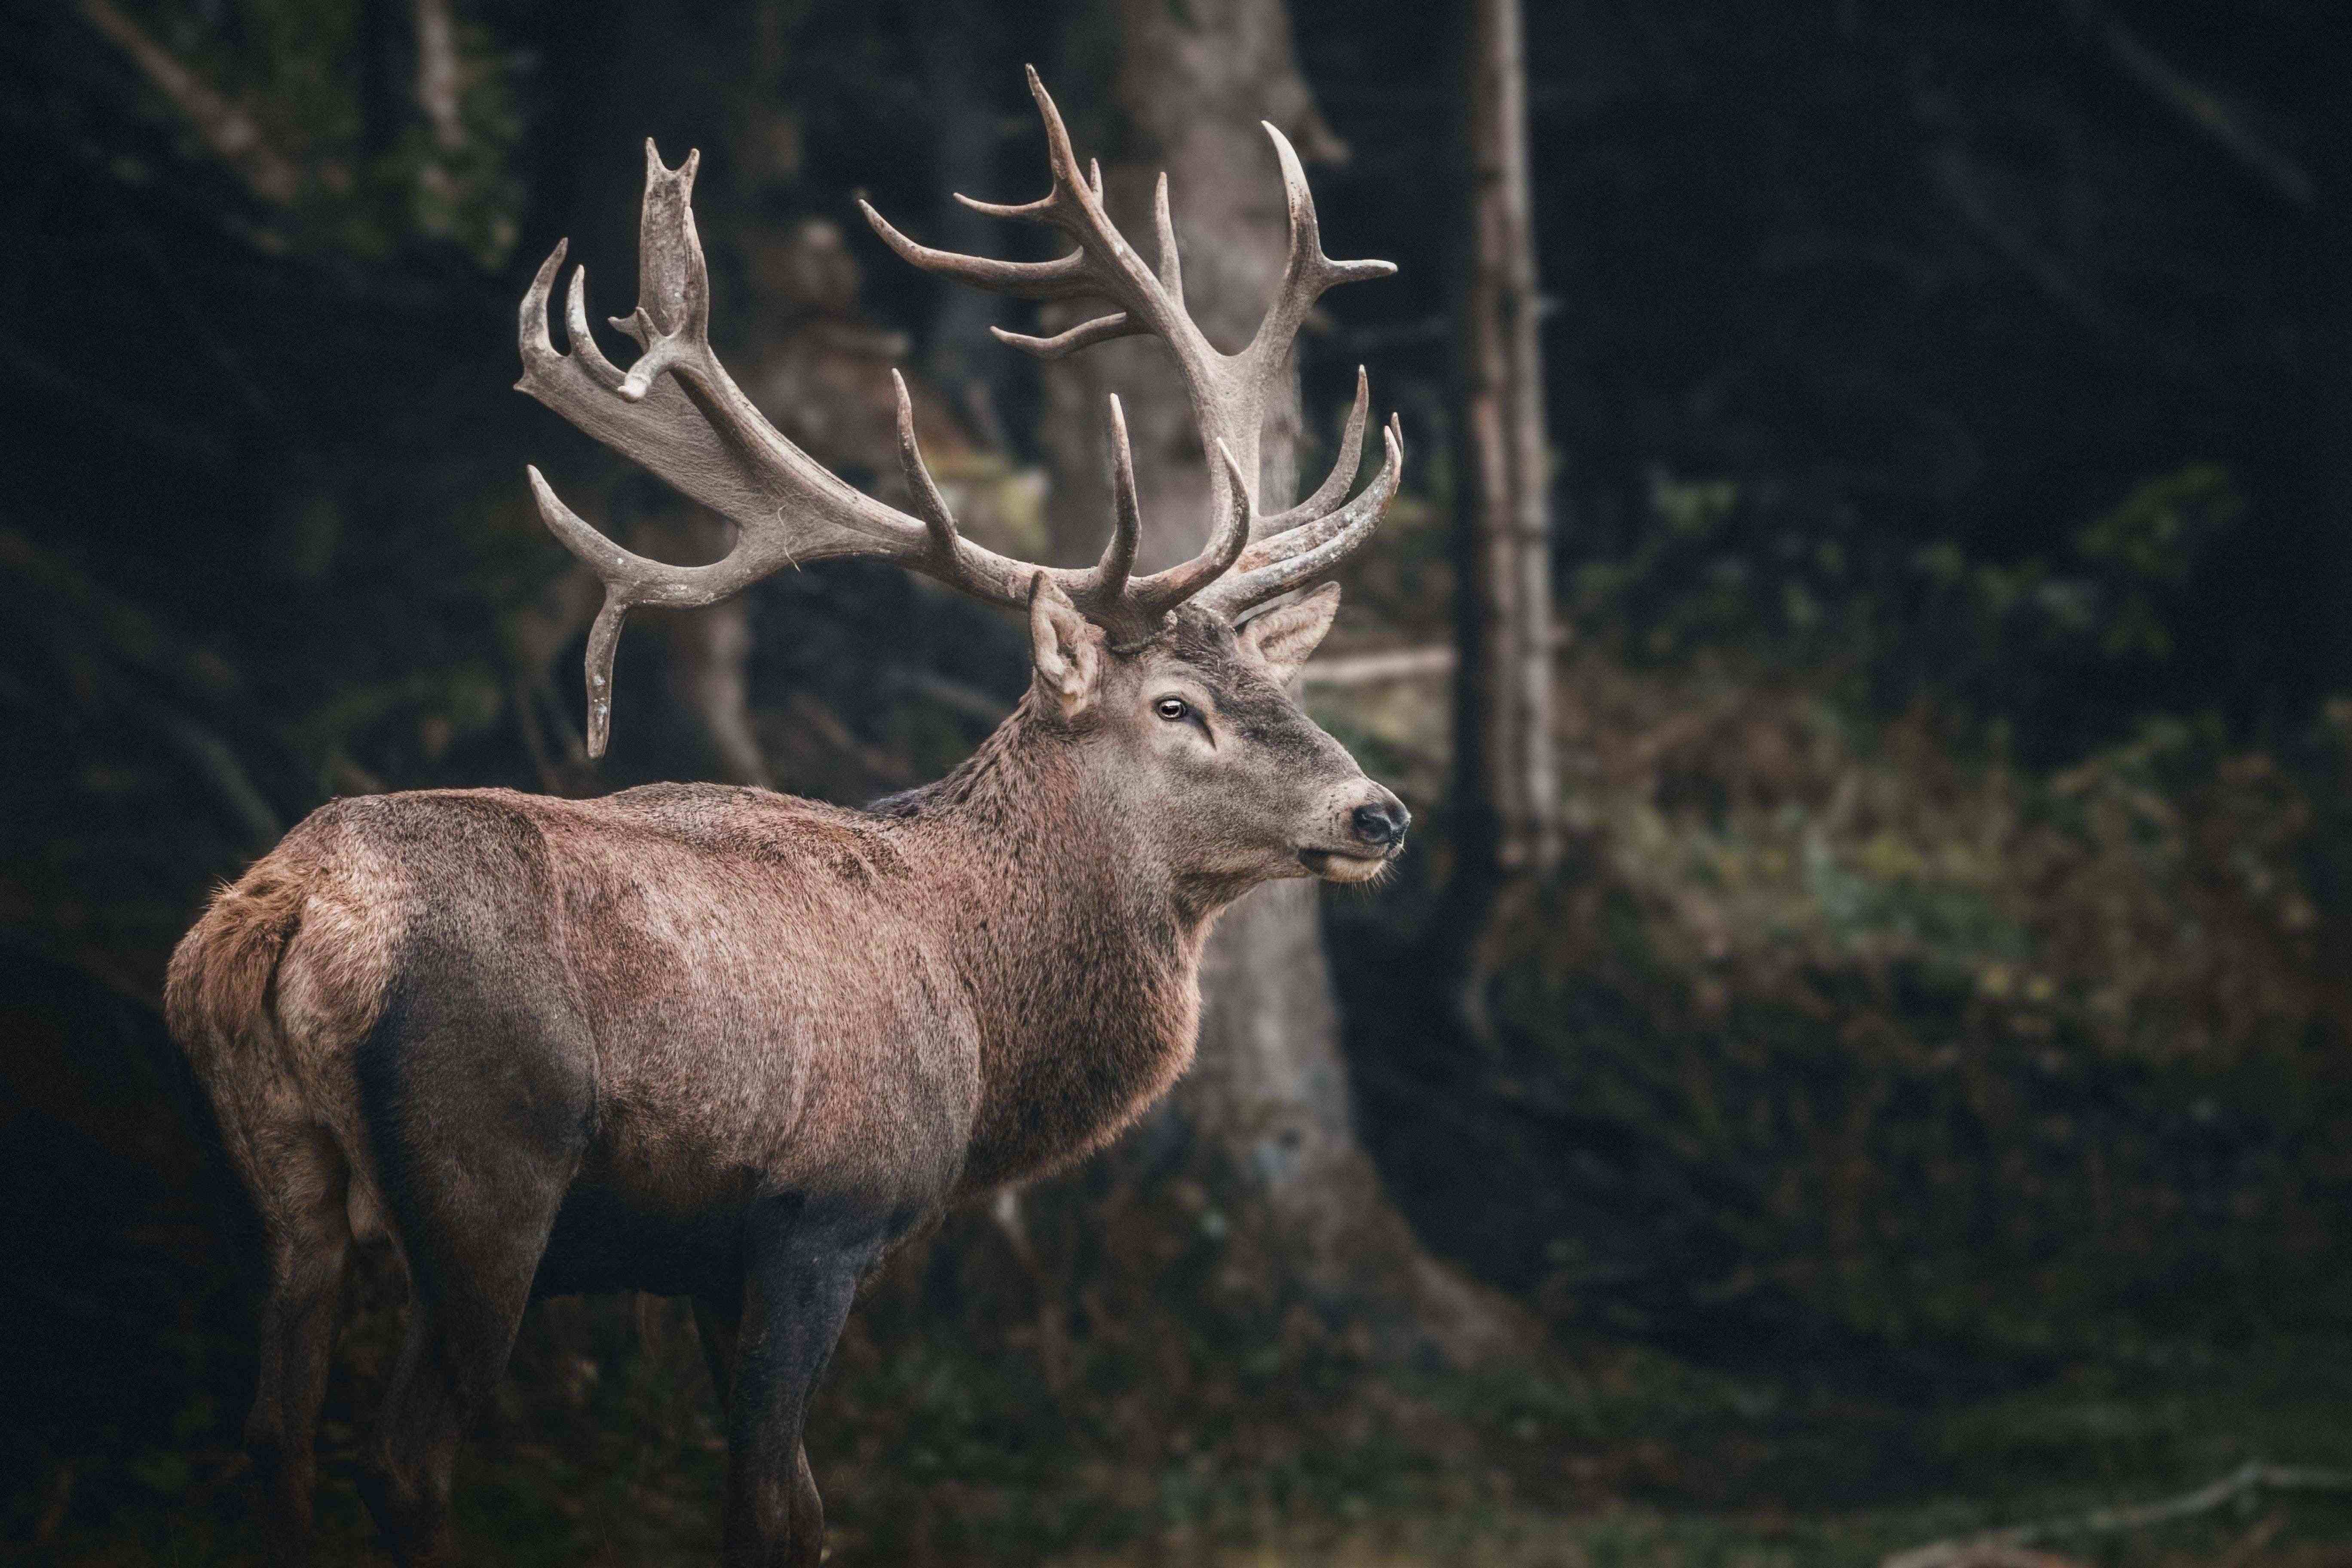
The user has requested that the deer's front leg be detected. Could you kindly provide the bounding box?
[721,1198,877,1568]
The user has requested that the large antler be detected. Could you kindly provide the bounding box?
[518,70,1398,756]
[862,67,1404,622]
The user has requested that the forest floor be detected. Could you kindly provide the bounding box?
[27,1299,2352,1567]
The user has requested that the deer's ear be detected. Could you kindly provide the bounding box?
[1239,582,1341,683]
[1029,574,1106,720]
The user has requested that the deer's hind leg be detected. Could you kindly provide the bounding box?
[355,940,594,1564]
[245,1123,354,1568]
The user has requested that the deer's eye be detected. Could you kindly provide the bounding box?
[1154,697,1192,723]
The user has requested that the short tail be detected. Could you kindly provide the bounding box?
[165,861,312,1062]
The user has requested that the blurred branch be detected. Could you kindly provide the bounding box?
[2061,0,2313,208]
[1926,140,2110,336]
[784,692,913,789]
[0,529,241,704]
[511,677,595,798]
[75,0,301,205]
[2,527,287,858]
[0,343,229,464]
[656,600,773,788]
[892,668,1013,726]
[156,713,282,852]
[1300,646,1457,686]
[410,0,465,215]
[1882,1460,2352,1568]
[412,0,466,153]
[1332,296,1558,356]
[325,749,388,798]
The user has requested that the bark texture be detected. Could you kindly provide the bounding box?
[1039,0,1536,1367]
[1445,0,1561,970]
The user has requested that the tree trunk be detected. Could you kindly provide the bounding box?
[1442,0,1560,986]
[916,0,1018,456]
[1035,0,1536,1368]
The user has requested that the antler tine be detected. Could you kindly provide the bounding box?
[862,68,1204,358]
[524,464,753,759]
[520,239,572,371]
[1196,416,1404,622]
[1244,124,1397,374]
[609,142,710,395]
[1152,173,1184,299]
[859,68,1119,294]
[990,312,1145,361]
[858,202,1099,300]
[560,261,628,390]
[890,370,961,559]
[1127,442,1255,620]
[953,190,1059,223]
[936,68,1101,233]
[1258,364,1370,537]
[1024,64,1096,215]
[1078,395,1143,608]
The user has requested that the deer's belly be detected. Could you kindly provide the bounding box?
[532,1065,972,1302]
[532,1175,750,1300]
[532,1167,943,1302]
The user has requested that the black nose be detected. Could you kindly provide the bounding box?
[1350,798,1409,848]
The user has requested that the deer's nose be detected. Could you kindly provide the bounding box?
[1350,794,1410,849]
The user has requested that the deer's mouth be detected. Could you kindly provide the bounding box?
[1298,847,1395,884]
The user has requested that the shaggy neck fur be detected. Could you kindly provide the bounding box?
[877,694,1212,1193]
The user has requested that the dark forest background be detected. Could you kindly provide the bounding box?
[5,0,2352,1563]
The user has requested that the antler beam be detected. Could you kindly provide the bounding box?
[860,65,1398,551]
[517,69,1403,755]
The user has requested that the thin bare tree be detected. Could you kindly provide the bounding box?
[1443,0,1560,989]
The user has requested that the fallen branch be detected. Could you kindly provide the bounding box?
[1882,1460,2352,1568]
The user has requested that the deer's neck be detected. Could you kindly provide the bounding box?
[888,700,1209,1194]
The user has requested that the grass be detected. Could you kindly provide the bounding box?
[28,1283,2352,1566]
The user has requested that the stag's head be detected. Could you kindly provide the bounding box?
[517,67,1409,885]
[1023,583,1407,888]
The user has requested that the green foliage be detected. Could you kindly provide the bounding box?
[116,0,525,265]
[2075,464,2243,659]
[1567,462,2251,765]
[1344,641,2352,1393]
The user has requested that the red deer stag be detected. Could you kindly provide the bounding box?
[167,67,1406,1568]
